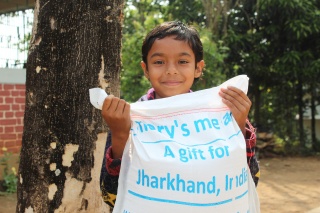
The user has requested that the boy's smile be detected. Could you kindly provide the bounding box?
[141,36,204,99]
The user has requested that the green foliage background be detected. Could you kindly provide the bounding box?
[121,0,320,154]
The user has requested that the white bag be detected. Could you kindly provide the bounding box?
[111,75,260,213]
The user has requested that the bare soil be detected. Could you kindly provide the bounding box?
[257,156,320,213]
[0,157,319,213]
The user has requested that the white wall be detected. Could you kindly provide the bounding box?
[302,104,320,143]
[0,68,26,84]
[303,119,320,141]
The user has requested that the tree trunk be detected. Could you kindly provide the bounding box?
[201,0,231,38]
[310,82,319,151]
[252,84,261,126]
[16,0,124,212]
[297,78,305,149]
[201,0,216,33]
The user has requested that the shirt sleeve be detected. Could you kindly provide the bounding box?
[100,132,120,208]
[106,146,121,176]
[245,120,260,186]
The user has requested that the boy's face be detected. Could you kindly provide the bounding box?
[141,36,204,99]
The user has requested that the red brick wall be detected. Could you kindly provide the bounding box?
[0,84,25,154]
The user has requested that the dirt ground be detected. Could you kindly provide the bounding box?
[257,156,320,213]
[0,157,319,213]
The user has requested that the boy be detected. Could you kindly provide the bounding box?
[100,21,259,208]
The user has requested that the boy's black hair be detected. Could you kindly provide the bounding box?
[141,21,204,68]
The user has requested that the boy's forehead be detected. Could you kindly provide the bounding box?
[149,52,192,59]
[148,36,193,57]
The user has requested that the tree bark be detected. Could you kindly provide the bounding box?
[16,0,124,212]
[252,84,261,126]
[310,82,319,151]
[297,77,305,149]
[201,0,231,38]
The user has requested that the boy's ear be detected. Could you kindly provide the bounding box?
[195,60,205,78]
[141,61,149,79]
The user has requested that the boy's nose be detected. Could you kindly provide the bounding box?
[166,64,178,74]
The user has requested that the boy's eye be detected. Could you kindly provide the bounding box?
[179,60,189,64]
[154,60,164,64]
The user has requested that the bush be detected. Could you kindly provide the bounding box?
[0,147,18,194]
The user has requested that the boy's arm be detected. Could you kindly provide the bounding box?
[219,86,251,137]
[219,86,260,184]
[100,95,130,208]
[102,95,131,159]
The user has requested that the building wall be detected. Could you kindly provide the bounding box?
[302,105,320,143]
[0,68,26,154]
[303,120,320,142]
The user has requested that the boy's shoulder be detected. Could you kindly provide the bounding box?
[137,88,155,102]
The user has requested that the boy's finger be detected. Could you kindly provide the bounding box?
[223,86,245,97]
[102,95,114,111]
[220,89,240,106]
[221,87,251,107]
[106,96,120,113]
[222,98,240,113]
[115,99,128,114]
[123,102,131,116]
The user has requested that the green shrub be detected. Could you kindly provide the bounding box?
[0,147,18,193]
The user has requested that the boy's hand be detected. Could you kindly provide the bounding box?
[219,86,251,136]
[102,95,131,158]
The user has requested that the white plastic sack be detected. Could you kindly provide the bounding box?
[90,75,260,213]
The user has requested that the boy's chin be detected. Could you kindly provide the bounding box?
[155,91,189,99]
